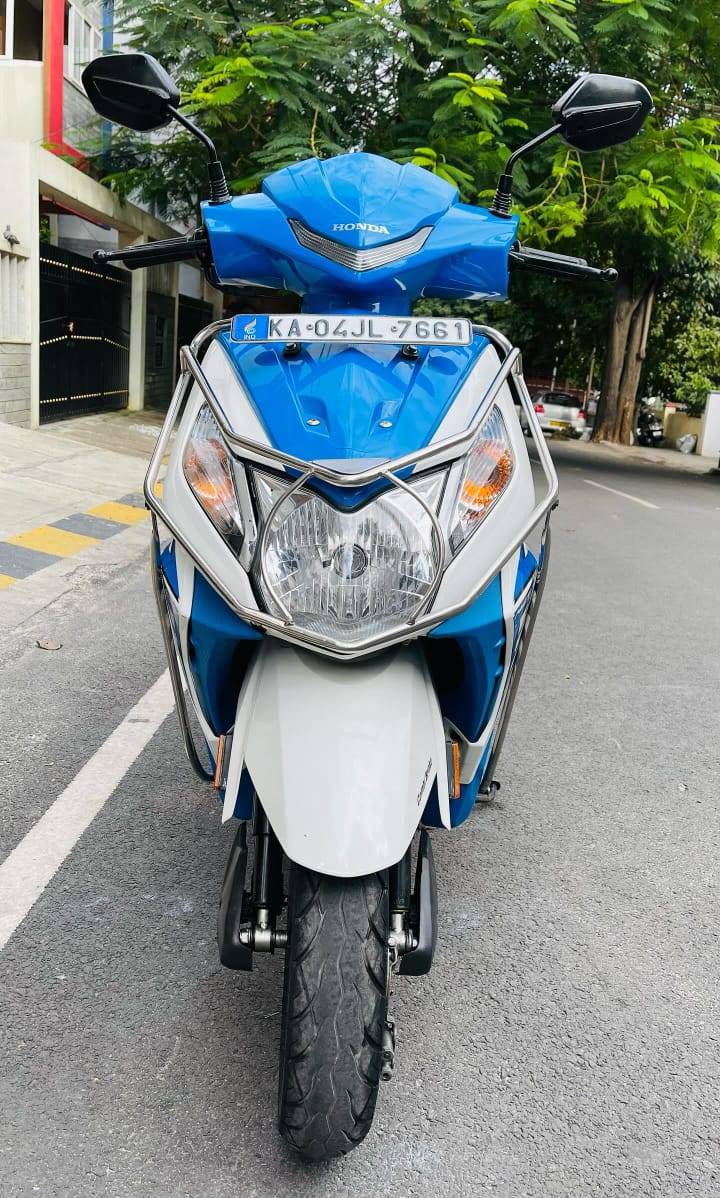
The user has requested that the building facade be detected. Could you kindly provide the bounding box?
[0,0,220,427]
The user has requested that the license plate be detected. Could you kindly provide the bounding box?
[548,420,570,428]
[230,313,473,346]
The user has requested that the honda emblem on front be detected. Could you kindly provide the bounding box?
[332,222,390,234]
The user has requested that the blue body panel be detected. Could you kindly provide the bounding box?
[423,578,505,828]
[160,541,178,598]
[159,556,260,820]
[230,769,255,821]
[263,154,456,247]
[218,329,487,466]
[425,552,537,827]
[514,544,537,599]
[513,545,538,647]
[202,153,519,312]
[187,572,261,736]
[429,576,506,746]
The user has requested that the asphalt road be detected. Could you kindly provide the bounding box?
[0,442,718,1198]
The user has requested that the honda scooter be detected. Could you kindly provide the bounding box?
[83,56,652,1160]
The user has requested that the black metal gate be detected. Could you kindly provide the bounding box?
[178,293,214,358]
[39,242,131,423]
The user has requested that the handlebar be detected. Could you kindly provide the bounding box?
[93,231,617,289]
[509,244,617,284]
[93,231,209,271]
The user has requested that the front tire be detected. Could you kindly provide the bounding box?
[278,865,389,1161]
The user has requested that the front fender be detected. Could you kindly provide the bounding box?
[223,640,450,877]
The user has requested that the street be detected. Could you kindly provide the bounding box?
[0,441,718,1197]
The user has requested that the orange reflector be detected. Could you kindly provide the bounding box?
[452,740,461,798]
[446,736,461,799]
[213,734,226,790]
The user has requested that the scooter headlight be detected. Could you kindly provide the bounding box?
[253,471,443,645]
[449,405,514,553]
[183,405,244,551]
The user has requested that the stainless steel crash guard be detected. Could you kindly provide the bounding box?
[478,513,553,794]
[144,318,559,661]
[149,526,215,782]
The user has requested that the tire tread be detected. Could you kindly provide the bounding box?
[278,866,389,1161]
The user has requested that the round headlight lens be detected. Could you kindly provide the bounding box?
[254,473,442,645]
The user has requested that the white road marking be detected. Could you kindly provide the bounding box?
[583,478,660,509]
[0,671,174,952]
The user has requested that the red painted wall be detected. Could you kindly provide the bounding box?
[43,0,84,161]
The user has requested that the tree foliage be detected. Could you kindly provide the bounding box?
[653,308,720,414]
[103,0,720,440]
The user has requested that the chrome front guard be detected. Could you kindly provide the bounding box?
[149,531,214,783]
[144,319,558,660]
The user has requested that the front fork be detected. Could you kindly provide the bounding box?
[217,800,286,970]
[219,800,437,974]
[218,798,436,1089]
[381,831,439,1079]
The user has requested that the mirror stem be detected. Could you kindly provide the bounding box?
[169,106,231,205]
[490,123,561,218]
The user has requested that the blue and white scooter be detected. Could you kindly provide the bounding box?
[83,56,652,1160]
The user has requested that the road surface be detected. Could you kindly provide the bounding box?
[0,442,718,1197]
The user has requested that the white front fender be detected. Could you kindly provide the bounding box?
[223,640,450,877]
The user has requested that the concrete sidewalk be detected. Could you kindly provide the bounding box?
[32,408,167,462]
[0,410,166,542]
[571,435,718,475]
[0,411,171,600]
[0,411,168,628]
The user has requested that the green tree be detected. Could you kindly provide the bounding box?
[641,257,720,409]
[654,308,720,414]
[392,0,720,443]
[105,2,421,216]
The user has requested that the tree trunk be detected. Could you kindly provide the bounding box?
[593,271,636,442]
[617,279,657,443]
[593,270,658,444]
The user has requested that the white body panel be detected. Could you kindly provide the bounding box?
[161,342,268,614]
[432,348,535,612]
[222,640,450,876]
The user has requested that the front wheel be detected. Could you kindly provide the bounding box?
[278,865,389,1161]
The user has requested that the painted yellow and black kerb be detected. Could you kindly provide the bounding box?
[0,494,149,590]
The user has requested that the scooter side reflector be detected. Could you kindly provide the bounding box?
[213,733,226,789]
[446,737,461,799]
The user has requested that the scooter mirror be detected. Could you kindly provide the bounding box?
[82,52,180,132]
[552,73,654,152]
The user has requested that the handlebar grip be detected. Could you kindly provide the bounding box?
[93,234,209,271]
[509,245,617,283]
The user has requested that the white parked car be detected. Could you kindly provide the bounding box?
[521,390,588,437]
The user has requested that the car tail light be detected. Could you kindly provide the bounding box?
[577,409,587,420]
[534,402,545,414]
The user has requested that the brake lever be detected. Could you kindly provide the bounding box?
[509,245,617,283]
